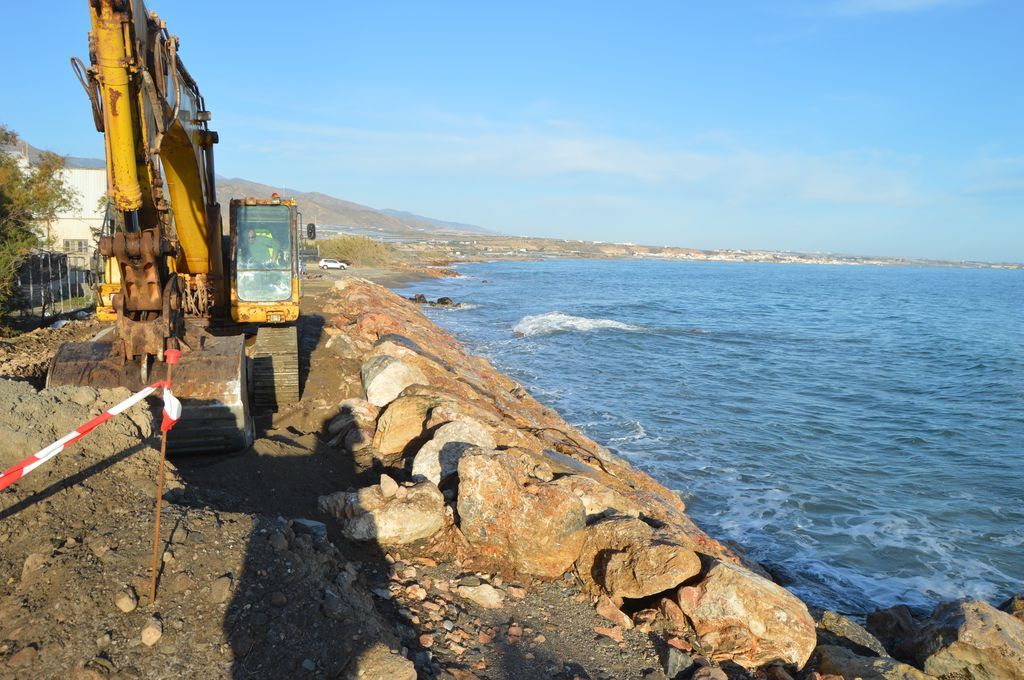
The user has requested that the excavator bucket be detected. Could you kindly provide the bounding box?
[47,334,254,454]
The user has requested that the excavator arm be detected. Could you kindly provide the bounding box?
[75,0,226,358]
[49,0,253,453]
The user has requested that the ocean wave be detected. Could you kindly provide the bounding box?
[513,312,645,337]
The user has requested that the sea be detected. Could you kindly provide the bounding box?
[405,258,1023,615]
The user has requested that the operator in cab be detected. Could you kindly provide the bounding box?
[243,227,280,267]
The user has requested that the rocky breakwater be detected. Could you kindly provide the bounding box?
[313,278,820,676]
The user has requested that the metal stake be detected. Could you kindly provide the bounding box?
[149,349,179,604]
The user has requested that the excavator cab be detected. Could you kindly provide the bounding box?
[229,197,301,410]
[230,197,301,325]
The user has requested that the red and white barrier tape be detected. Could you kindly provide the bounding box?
[0,381,180,492]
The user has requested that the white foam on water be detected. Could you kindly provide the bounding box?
[513,311,645,337]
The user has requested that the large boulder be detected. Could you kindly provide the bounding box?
[867,605,923,661]
[372,394,448,461]
[411,419,496,485]
[815,645,933,680]
[675,560,816,669]
[817,609,889,657]
[361,355,428,407]
[457,450,586,578]
[550,474,642,519]
[1000,594,1024,624]
[574,515,699,599]
[318,481,447,545]
[913,599,1024,680]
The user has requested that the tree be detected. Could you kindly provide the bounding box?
[0,125,78,318]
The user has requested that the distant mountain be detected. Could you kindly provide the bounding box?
[215,176,493,237]
[379,209,492,235]
[13,138,494,238]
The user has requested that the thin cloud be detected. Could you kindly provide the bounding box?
[225,113,924,208]
[829,0,977,16]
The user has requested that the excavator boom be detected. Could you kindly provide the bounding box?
[49,0,254,452]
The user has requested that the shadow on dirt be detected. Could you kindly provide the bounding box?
[171,402,411,678]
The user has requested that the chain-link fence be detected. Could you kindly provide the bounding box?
[11,250,96,323]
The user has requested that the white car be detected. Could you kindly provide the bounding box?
[318,258,348,270]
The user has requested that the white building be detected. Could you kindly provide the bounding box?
[50,167,106,267]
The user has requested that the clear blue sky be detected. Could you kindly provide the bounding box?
[2,0,1022,262]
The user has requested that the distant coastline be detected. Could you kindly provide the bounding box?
[353,230,1024,271]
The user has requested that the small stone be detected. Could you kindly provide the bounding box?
[7,646,37,667]
[302,658,316,671]
[209,575,233,604]
[270,591,288,607]
[291,518,327,539]
[665,647,692,679]
[406,584,428,601]
[419,633,434,648]
[691,667,728,680]
[456,583,505,609]
[379,474,399,498]
[666,637,692,652]
[343,643,416,680]
[141,618,163,647]
[115,588,139,613]
[596,594,633,630]
[170,525,189,544]
[507,585,526,599]
[766,665,794,680]
[594,626,624,643]
[21,553,45,582]
[268,531,289,552]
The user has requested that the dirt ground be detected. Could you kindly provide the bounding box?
[0,318,102,386]
[0,276,685,680]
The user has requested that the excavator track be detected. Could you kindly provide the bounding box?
[252,325,300,409]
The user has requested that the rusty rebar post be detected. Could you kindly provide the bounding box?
[149,354,176,605]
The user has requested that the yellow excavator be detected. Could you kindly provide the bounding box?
[48,0,304,452]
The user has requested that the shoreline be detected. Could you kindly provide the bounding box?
[309,277,1024,679]
[1,270,1020,678]
[378,259,1023,616]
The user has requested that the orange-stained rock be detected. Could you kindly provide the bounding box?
[659,596,691,630]
[676,560,816,669]
[596,594,634,630]
[457,449,586,579]
[575,515,701,599]
[602,540,702,600]
[550,474,643,520]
